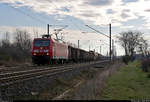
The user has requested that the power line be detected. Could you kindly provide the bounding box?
[64,0,88,31]
[46,0,83,31]
[85,25,110,38]
[86,24,112,61]
[99,40,109,46]
[6,0,87,32]
[4,3,47,24]
[20,6,50,24]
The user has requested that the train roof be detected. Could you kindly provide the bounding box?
[34,38,51,40]
[33,37,68,45]
[33,38,89,53]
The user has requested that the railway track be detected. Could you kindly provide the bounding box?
[0,65,38,73]
[0,62,81,73]
[0,60,109,87]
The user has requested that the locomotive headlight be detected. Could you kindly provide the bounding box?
[33,53,36,55]
[34,50,39,53]
[46,53,49,55]
[43,50,49,52]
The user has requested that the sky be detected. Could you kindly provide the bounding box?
[0,0,150,56]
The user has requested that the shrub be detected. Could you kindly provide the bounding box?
[122,55,136,65]
[0,29,32,64]
[0,46,31,62]
[141,58,150,72]
[122,55,130,64]
[147,74,150,78]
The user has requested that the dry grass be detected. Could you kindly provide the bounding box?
[61,61,124,100]
[0,58,32,67]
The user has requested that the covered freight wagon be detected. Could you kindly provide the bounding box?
[68,46,78,62]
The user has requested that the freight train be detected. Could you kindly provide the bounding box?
[32,35,102,65]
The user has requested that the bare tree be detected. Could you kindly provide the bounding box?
[0,29,32,63]
[137,37,149,57]
[14,29,32,52]
[33,28,39,38]
[118,31,145,56]
[1,32,10,48]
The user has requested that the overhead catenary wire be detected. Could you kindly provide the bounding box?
[3,2,47,25]
[63,0,109,35]
[99,40,109,46]
[7,1,63,35]
[18,5,50,24]
[3,1,49,38]
[46,0,83,31]
[64,0,89,32]
[85,25,110,38]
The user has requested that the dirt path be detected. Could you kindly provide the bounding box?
[54,61,124,100]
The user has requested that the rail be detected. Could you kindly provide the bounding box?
[0,60,109,87]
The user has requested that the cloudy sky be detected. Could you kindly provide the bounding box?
[0,0,150,56]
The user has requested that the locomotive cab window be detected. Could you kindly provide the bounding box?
[34,40,50,47]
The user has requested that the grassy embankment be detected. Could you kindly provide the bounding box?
[102,61,150,100]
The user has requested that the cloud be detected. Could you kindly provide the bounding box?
[122,0,139,3]
[107,9,116,14]
[120,12,130,19]
[145,9,150,12]
[0,0,136,27]
[120,25,134,29]
[2,0,149,28]
[84,0,113,6]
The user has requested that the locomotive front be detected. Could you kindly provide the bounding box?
[32,38,52,64]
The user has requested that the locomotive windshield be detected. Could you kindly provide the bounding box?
[34,40,50,47]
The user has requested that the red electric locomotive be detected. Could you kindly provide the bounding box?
[32,35,68,64]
